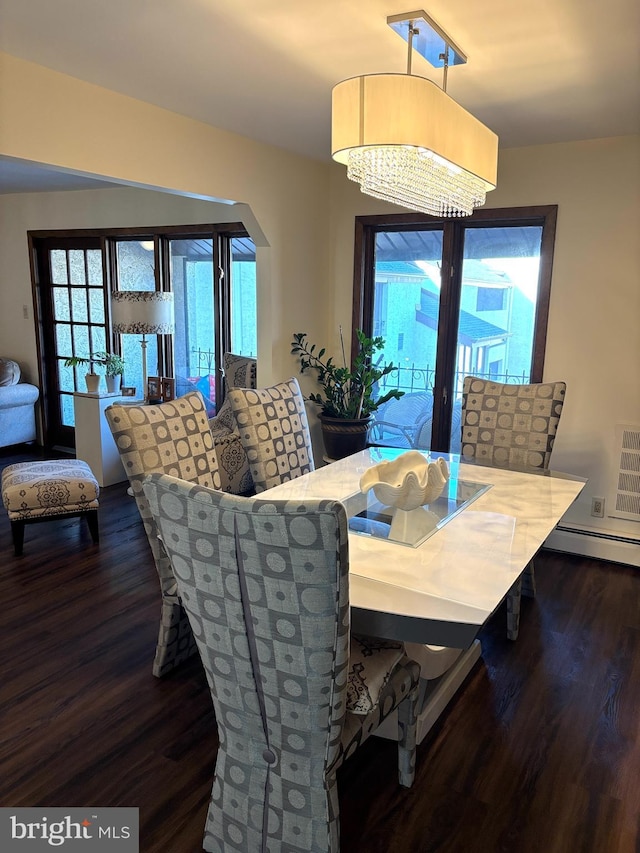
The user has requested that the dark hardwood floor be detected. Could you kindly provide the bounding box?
[1,445,638,852]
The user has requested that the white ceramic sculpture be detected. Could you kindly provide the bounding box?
[359,451,449,511]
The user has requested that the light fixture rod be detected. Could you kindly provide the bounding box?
[407,22,418,75]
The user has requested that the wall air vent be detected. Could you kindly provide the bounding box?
[608,425,640,522]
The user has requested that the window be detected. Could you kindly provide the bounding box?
[476,286,506,312]
[30,224,256,447]
[353,206,557,452]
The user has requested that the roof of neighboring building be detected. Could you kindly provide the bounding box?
[376,261,429,277]
[417,289,508,343]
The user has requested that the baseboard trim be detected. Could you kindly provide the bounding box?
[545,526,640,568]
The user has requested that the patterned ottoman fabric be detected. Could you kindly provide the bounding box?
[227,377,315,493]
[2,459,99,520]
[461,376,566,470]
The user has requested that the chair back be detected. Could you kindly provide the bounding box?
[143,472,350,852]
[461,376,566,469]
[223,351,257,391]
[227,376,315,492]
[105,391,221,675]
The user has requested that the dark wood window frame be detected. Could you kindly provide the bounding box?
[352,205,558,451]
[29,222,250,448]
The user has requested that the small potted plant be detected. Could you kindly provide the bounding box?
[64,355,101,393]
[92,351,125,393]
[291,328,404,459]
[64,352,125,394]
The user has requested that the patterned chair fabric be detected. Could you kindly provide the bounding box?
[209,353,258,495]
[143,473,420,853]
[1,458,99,556]
[461,376,567,640]
[461,376,566,470]
[227,376,315,493]
[223,351,257,390]
[105,391,221,677]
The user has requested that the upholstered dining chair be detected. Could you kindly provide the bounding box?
[227,376,315,493]
[461,375,567,640]
[209,352,257,495]
[143,472,420,853]
[105,391,222,676]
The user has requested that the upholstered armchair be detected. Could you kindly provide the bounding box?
[208,352,257,495]
[0,358,39,448]
[143,473,420,853]
[461,375,567,639]
[105,391,221,676]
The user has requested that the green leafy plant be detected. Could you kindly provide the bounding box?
[64,352,125,376]
[291,328,404,420]
[91,352,125,377]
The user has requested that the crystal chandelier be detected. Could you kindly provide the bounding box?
[331,11,498,218]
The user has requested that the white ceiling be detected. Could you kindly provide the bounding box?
[1,0,639,193]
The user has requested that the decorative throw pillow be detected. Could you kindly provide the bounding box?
[0,358,21,386]
[346,635,406,715]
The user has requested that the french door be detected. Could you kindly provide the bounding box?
[30,236,111,449]
[353,206,558,452]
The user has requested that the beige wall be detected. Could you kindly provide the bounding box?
[0,53,331,386]
[2,51,639,549]
[329,135,640,541]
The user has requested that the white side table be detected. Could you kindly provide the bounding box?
[73,392,127,487]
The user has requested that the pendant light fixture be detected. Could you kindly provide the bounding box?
[331,9,498,217]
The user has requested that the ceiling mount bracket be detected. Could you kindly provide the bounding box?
[387,9,467,69]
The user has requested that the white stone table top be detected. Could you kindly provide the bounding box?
[265,448,586,646]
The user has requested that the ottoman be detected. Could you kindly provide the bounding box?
[2,459,100,556]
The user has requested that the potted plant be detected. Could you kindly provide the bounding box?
[92,351,125,393]
[64,352,125,394]
[64,355,101,393]
[291,328,404,459]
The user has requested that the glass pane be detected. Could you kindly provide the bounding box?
[91,325,107,354]
[231,237,257,357]
[169,239,216,415]
[120,334,158,397]
[71,288,88,322]
[86,249,103,286]
[58,360,75,392]
[450,225,544,452]
[55,324,73,357]
[73,325,90,357]
[68,250,86,285]
[116,240,156,291]
[369,229,444,451]
[88,289,105,324]
[53,287,71,322]
[61,393,75,428]
[50,250,68,285]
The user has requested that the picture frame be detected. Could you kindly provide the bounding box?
[147,376,161,401]
[120,386,137,397]
[161,377,175,403]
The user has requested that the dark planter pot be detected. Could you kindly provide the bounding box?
[319,414,371,460]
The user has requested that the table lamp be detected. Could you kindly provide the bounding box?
[111,291,174,402]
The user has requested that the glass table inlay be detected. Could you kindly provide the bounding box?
[345,476,492,548]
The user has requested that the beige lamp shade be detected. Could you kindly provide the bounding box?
[332,73,498,216]
[111,291,174,335]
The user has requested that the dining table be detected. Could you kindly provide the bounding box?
[265,446,587,741]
